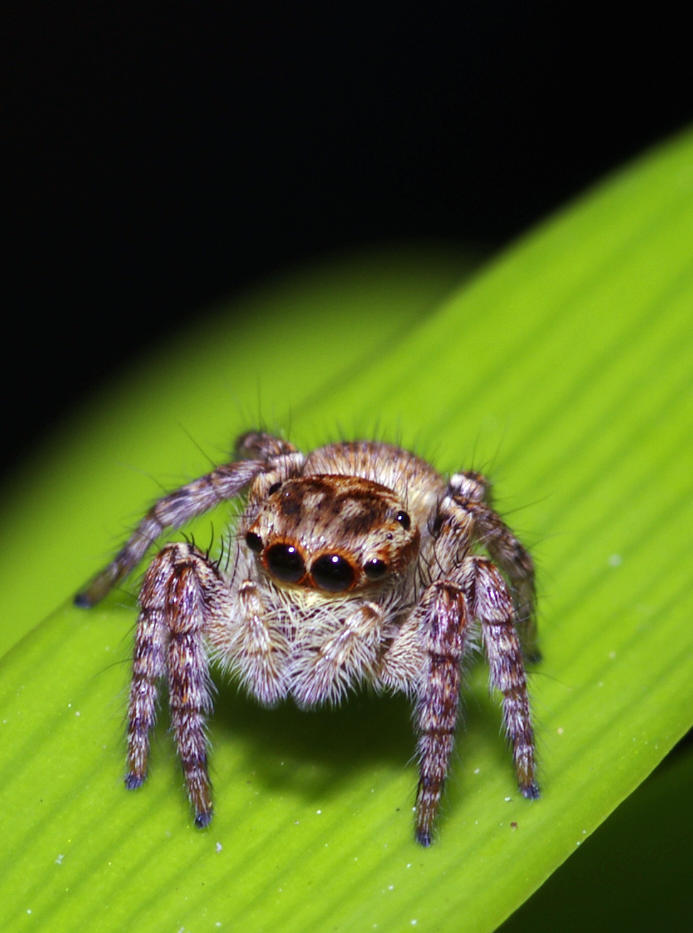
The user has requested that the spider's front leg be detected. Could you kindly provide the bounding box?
[414,581,470,846]
[128,541,228,827]
[470,556,539,799]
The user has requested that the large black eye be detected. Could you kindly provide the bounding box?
[364,558,387,580]
[395,510,411,530]
[311,553,355,592]
[245,531,263,553]
[265,543,305,583]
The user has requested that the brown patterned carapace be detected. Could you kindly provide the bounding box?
[76,431,540,845]
[247,474,420,592]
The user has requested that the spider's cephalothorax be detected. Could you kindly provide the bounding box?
[76,431,540,845]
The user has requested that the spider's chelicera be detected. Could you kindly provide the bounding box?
[76,431,540,845]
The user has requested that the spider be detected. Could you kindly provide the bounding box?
[76,430,540,845]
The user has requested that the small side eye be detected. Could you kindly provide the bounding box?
[268,481,282,495]
[364,558,387,580]
[395,510,411,531]
[245,531,263,553]
[311,553,355,592]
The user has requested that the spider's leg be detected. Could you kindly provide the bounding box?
[470,556,539,799]
[127,541,226,827]
[448,471,539,662]
[76,442,306,608]
[234,430,296,460]
[414,581,470,847]
[74,458,268,607]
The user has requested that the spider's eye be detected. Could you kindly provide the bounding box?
[311,553,355,592]
[245,531,263,553]
[364,557,387,580]
[268,481,282,495]
[395,510,411,531]
[265,543,305,583]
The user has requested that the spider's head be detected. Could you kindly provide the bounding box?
[243,474,419,594]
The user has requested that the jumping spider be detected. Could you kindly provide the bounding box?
[76,431,540,845]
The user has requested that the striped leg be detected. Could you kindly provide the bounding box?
[125,560,168,791]
[448,471,539,662]
[414,582,469,847]
[126,542,223,827]
[74,452,293,608]
[472,558,539,798]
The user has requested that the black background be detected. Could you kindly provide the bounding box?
[6,3,691,478]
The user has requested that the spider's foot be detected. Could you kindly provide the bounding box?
[73,565,121,609]
[74,591,94,609]
[415,827,433,847]
[125,772,145,790]
[520,780,540,800]
[194,809,213,829]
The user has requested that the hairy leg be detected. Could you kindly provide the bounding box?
[470,557,538,799]
[126,541,226,827]
[75,459,268,607]
[448,471,539,661]
[234,430,297,460]
[414,581,469,846]
[76,430,305,609]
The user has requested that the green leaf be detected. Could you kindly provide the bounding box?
[2,130,692,932]
[501,746,693,931]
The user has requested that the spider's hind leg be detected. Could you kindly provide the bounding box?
[448,471,539,663]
